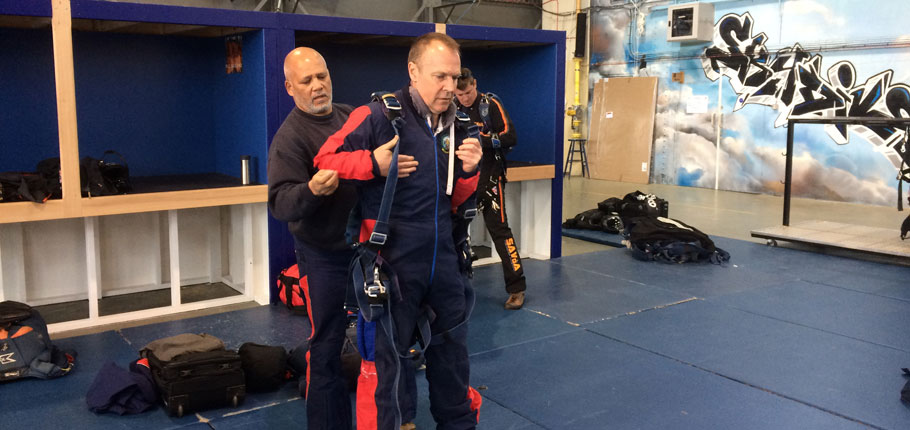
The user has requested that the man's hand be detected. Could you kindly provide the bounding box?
[374,135,419,178]
[456,137,482,173]
[308,169,339,196]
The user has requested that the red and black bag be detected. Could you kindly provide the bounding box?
[277,264,307,315]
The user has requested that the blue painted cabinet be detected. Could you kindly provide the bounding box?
[0,1,564,330]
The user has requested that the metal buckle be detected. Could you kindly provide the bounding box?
[365,267,388,300]
[380,93,401,111]
[463,208,477,219]
[365,282,387,299]
[369,232,387,245]
[491,134,501,149]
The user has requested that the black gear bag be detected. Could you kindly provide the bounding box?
[623,216,730,264]
[0,301,76,380]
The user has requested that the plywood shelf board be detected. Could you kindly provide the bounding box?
[80,185,268,216]
[506,164,555,182]
[0,186,266,224]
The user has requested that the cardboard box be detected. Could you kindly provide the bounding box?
[587,77,658,184]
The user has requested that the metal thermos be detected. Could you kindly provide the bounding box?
[241,155,251,185]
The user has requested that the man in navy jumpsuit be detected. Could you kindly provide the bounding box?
[315,32,483,430]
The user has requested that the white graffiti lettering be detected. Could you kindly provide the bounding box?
[703,12,910,170]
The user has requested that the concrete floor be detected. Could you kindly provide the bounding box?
[560,177,909,258]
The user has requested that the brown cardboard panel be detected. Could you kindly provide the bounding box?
[587,77,658,184]
[588,80,605,142]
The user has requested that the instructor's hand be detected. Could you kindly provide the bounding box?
[457,138,482,173]
[308,169,339,196]
[374,135,419,178]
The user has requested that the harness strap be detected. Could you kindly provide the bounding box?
[478,93,499,149]
[368,92,404,246]
[277,272,303,310]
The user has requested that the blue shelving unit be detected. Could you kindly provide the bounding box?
[0,0,565,309]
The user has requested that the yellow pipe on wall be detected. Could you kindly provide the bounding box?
[574,57,581,107]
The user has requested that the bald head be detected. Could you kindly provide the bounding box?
[284,47,333,115]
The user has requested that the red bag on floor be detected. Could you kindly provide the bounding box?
[277,264,307,315]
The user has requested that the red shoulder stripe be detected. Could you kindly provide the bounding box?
[314,105,375,181]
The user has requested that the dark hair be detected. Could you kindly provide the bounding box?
[408,32,460,65]
[456,67,475,91]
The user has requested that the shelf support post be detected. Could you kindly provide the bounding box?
[84,217,101,319]
[51,0,83,216]
[168,210,181,307]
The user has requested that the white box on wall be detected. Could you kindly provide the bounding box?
[667,2,714,43]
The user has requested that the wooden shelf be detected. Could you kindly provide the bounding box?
[0,200,67,224]
[506,164,555,182]
[81,185,267,216]
[0,185,266,224]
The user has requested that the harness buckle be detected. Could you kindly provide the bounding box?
[365,267,389,301]
[379,93,401,111]
[491,133,501,149]
[368,232,388,245]
[463,208,477,219]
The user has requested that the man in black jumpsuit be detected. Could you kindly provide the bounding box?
[455,68,527,310]
[267,47,356,430]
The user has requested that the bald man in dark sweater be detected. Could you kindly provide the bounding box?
[267,47,356,430]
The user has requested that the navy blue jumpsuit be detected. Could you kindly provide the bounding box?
[315,86,482,430]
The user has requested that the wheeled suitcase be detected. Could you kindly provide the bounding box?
[147,349,246,417]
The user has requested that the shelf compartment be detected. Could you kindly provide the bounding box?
[1,203,267,333]
[69,1,271,200]
[0,21,60,175]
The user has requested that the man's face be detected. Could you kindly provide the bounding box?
[408,41,461,115]
[455,80,477,107]
[285,56,333,116]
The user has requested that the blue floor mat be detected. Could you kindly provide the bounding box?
[7,235,909,429]
[708,280,910,352]
[711,236,910,287]
[555,247,794,299]
[406,374,545,429]
[483,258,695,325]
[119,305,311,352]
[0,331,207,430]
[807,268,910,302]
[561,227,625,247]
[470,329,867,430]
[208,397,305,429]
[585,299,910,429]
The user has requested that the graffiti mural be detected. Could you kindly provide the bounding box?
[703,12,910,170]
[587,1,910,206]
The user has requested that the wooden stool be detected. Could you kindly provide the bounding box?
[564,138,589,178]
